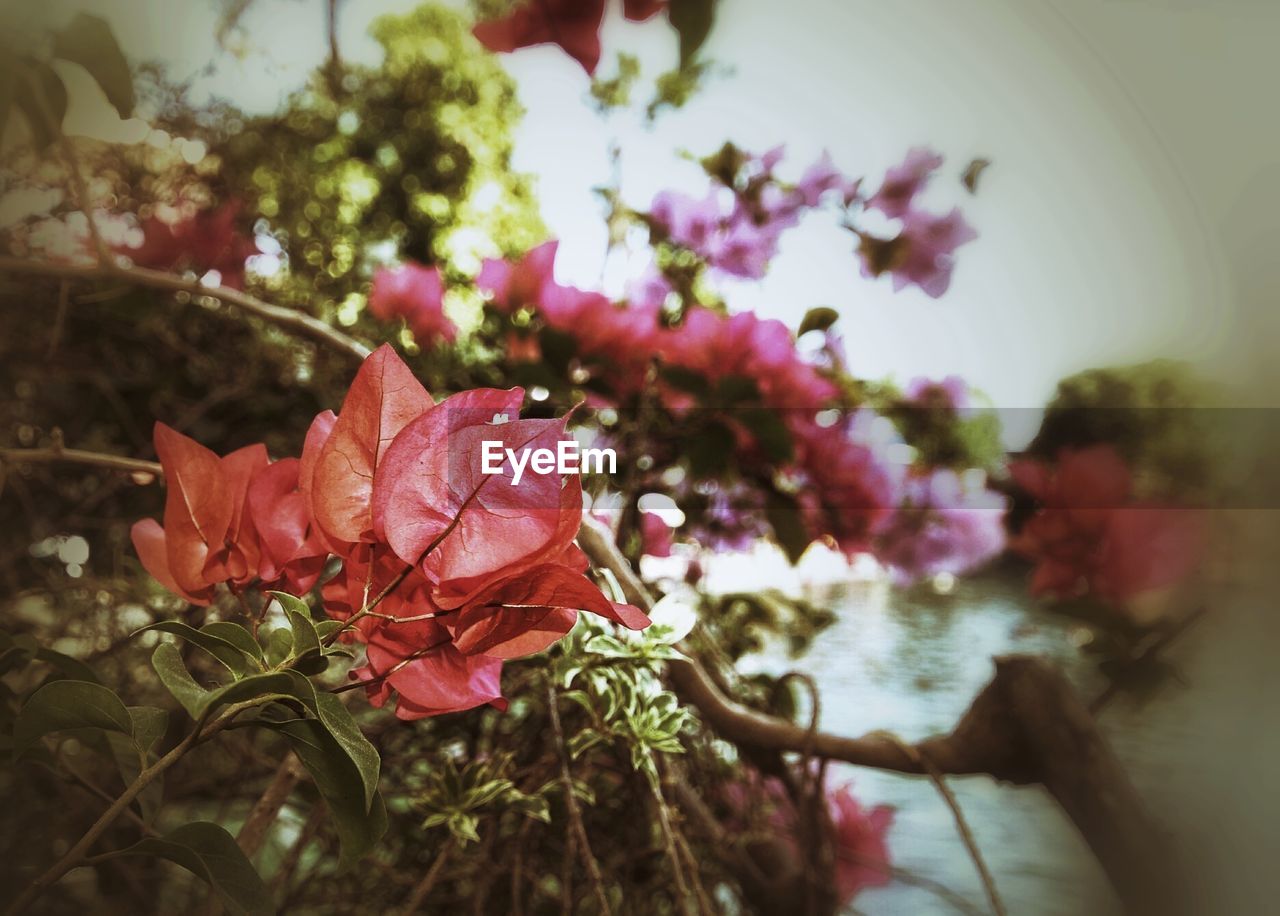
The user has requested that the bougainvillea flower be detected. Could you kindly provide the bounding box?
[539,283,661,391]
[661,309,837,409]
[310,344,433,551]
[827,783,895,906]
[722,772,894,909]
[119,202,260,289]
[891,207,978,298]
[623,0,666,20]
[640,510,674,558]
[446,561,646,656]
[873,468,1007,584]
[866,147,944,219]
[792,410,903,555]
[368,262,457,346]
[794,152,861,208]
[859,207,977,299]
[372,388,584,605]
[472,0,608,74]
[356,617,508,720]
[649,189,722,254]
[1011,445,1204,604]
[247,457,329,594]
[476,240,559,313]
[130,423,268,603]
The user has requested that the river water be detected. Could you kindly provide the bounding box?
[690,518,1279,915]
[784,570,1120,915]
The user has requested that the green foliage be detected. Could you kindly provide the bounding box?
[556,623,692,787]
[590,53,643,112]
[12,679,134,756]
[50,13,135,117]
[1027,358,1220,500]
[414,753,549,845]
[798,306,840,337]
[112,822,273,916]
[216,4,543,327]
[262,711,388,864]
[668,0,718,65]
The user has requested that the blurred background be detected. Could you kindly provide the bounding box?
[2,1,1278,913]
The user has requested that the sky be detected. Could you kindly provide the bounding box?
[14,0,1280,427]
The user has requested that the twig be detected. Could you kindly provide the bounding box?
[646,754,697,916]
[881,734,1006,916]
[47,280,71,356]
[0,256,371,364]
[546,684,613,916]
[397,835,455,915]
[0,445,161,477]
[5,696,267,915]
[235,753,306,858]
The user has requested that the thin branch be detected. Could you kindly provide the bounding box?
[0,256,371,364]
[6,697,290,915]
[397,835,455,915]
[0,444,161,477]
[880,734,1006,916]
[546,684,613,916]
[47,280,71,356]
[235,753,307,859]
[647,759,697,916]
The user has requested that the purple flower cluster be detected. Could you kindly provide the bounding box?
[648,147,858,281]
[874,468,1007,584]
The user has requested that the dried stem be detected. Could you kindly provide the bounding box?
[0,256,370,364]
[880,734,1005,916]
[646,762,698,916]
[0,444,161,477]
[397,835,455,915]
[546,684,613,916]
[235,753,307,859]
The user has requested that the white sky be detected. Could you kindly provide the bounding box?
[18,0,1280,425]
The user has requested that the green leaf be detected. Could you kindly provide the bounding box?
[667,0,717,65]
[128,706,169,752]
[143,622,258,676]
[736,408,794,463]
[264,627,292,668]
[962,157,992,194]
[200,672,303,722]
[765,489,810,564]
[34,646,101,684]
[51,13,135,117]
[13,679,133,755]
[104,730,164,823]
[798,306,839,336]
[115,822,272,916]
[313,692,380,809]
[686,420,735,476]
[202,622,265,662]
[12,59,68,150]
[279,671,380,810]
[151,643,209,719]
[270,592,321,657]
[263,713,387,864]
[314,620,345,642]
[151,645,297,723]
